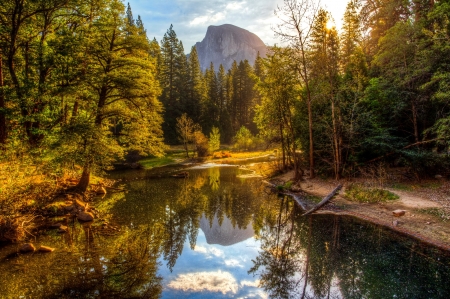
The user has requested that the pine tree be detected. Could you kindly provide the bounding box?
[187,46,203,122]
[160,25,189,143]
[68,0,164,191]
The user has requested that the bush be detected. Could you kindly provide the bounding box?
[194,131,209,157]
[345,184,399,203]
[234,126,254,151]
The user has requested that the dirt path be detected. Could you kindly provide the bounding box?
[272,171,450,251]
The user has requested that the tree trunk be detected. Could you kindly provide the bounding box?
[307,98,315,178]
[331,100,341,180]
[0,53,6,145]
[76,162,91,192]
[412,101,419,143]
[72,101,79,118]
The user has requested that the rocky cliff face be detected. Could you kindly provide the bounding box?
[194,24,267,71]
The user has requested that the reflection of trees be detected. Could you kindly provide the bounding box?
[208,167,220,191]
[0,224,163,298]
[251,197,450,299]
[163,177,206,271]
[249,197,306,298]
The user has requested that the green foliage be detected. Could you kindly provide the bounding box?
[208,126,220,152]
[234,126,254,151]
[345,184,399,203]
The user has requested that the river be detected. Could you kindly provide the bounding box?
[0,162,449,298]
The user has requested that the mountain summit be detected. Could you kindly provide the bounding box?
[194,24,267,71]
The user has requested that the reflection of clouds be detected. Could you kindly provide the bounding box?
[194,245,224,258]
[240,280,260,287]
[225,259,243,268]
[167,270,238,294]
[236,289,269,299]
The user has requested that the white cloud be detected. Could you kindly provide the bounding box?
[189,11,226,27]
[226,1,245,11]
[167,270,239,294]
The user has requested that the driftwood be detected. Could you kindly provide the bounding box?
[262,180,308,210]
[302,184,342,216]
[172,172,189,178]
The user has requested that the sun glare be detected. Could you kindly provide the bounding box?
[326,20,334,30]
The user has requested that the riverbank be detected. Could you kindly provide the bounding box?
[272,170,450,251]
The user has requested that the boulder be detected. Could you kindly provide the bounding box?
[58,225,68,233]
[50,223,62,228]
[77,211,94,222]
[73,199,88,211]
[39,246,55,252]
[96,186,107,195]
[64,204,74,211]
[20,243,36,253]
[393,209,406,217]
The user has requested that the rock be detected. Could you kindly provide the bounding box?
[77,211,94,222]
[38,246,55,252]
[20,243,36,253]
[64,204,74,211]
[393,210,406,217]
[435,175,443,179]
[73,199,88,211]
[393,220,399,227]
[50,223,62,228]
[194,24,267,71]
[96,187,107,195]
[58,225,68,233]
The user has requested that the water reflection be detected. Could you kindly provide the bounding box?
[250,195,450,299]
[1,164,450,298]
[0,223,163,298]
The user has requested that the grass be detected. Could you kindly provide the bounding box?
[221,150,274,159]
[390,181,443,191]
[139,148,193,169]
[417,208,450,222]
[304,194,322,204]
[140,156,177,169]
[345,184,399,203]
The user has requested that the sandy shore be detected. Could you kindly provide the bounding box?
[272,171,450,251]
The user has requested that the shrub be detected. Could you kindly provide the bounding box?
[194,131,209,157]
[345,184,399,203]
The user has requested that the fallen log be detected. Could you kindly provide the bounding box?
[302,184,342,216]
[262,180,308,210]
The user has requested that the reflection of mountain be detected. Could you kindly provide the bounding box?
[200,214,254,246]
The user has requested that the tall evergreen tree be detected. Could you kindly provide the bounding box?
[160,25,189,143]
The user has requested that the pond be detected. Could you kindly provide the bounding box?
[1,163,450,298]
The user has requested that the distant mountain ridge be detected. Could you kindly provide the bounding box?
[194,24,267,71]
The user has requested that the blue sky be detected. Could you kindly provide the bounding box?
[127,0,347,52]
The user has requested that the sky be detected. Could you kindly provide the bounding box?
[127,0,348,53]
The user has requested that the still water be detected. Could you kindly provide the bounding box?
[0,163,450,298]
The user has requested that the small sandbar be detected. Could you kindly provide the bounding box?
[189,163,236,169]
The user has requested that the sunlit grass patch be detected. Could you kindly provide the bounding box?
[345,184,399,203]
[140,156,176,169]
[417,207,450,222]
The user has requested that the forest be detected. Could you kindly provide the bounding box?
[0,0,449,201]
